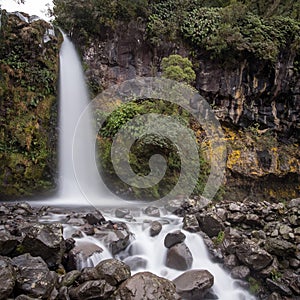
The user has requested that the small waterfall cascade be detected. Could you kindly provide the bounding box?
[38,36,256,299]
[45,211,256,300]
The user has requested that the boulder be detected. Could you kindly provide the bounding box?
[95,259,131,286]
[85,212,105,225]
[173,269,214,300]
[94,223,131,255]
[115,208,130,218]
[183,214,200,232]
[197,214,224,238]
[0,256,15,300]
[266,278,293,296]
[69,280,115,300]
[166,243,193,270]
[287,198,300,209]
[114,272,180,299]
[231,265,251,280]
[123,256,147,271]
[265,238,296,257]
[144,206,160,217]
[21,223,65,268]
[164,230,186,248]
[12,253,56,298]
[236,242,273,271]
[224,254,239,270]
[66,239,103,271]
[61,270,81,287]
[0,228,19,256]
[149,221,162,237]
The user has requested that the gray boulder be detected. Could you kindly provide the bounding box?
[95,258,131,286]
[0,256,15,300]
[236,242,273,271]
[69,280,115,300]
[164,230,186,248]
[197,214,224,238]
[149,221,162,237]
[12,253,56,298]
[173,269,214,300]
[113,272,180,299]
[166,242,193,270]
[21,223,65,268]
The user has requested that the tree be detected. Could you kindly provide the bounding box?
[161,54,196,84]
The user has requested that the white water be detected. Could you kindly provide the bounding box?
[40,36,255,299]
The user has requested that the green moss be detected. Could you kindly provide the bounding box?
[0,11,60,198]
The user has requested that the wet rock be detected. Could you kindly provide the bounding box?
[123,256,147,271]
[95,258,131,286]
[144,206,160,217]
[21,223,65,268]
[235,242,273,271]
[66,240,103,271]
[149,221,162,237]
[173,269,214,300]
[78,267,100,283]
[67,218,85,226]
[61,270,81,287]
[231,265,251,280]
[164,199,185,215]
[266,278,293,296]
[65,238,76,252]
[94,223,131,255]
[265,238,296,257]
[197,214,224,238]
[115,208,130,218]
[164,230,186,248]
[12,253,56,298]
[85,212,104,225]
[69,280,115,300]
[0,228,19,256]
[224,254,239,269]
[166,242,193,270]
[183,214,200,232]
[114,272,179,300]
[0,256,15,300]
[245,214,263,227]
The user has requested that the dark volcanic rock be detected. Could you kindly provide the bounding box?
[166,242,193,270]
[236,242,273,271]
[231,265,251,280]
[265,238,296,257]
[144,206,160,217]
[197,214,224,238]
[0,227,19,256]
[69,280,115,300]
[149,221,162,237]
[0,256,15,300]
[95,258,131,286]
[12,253,56,298]
[164,230,186,248]
[114,272,180,300]
[21,223,65,268]
[173,269,214,300]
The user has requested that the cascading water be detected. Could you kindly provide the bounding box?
[42,35,256,299]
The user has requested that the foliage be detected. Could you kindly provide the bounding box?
[161,55,196,84]
[96,98,210,201]
[0,11,59,197]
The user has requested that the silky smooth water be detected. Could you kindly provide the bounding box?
[40,36,256,299]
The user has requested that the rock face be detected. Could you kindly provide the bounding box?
[113,272,180,300]
[173,269,214,300]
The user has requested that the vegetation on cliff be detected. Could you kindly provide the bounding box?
[0,11,60,198]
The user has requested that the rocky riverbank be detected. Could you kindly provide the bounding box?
[0,198,299,299]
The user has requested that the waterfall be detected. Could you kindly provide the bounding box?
[54,33,121,206]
